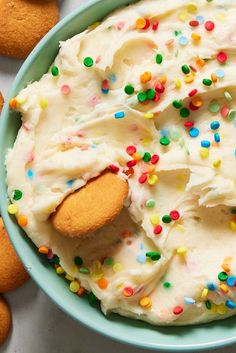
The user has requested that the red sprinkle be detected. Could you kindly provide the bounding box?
[189,102,200,111]
[189,20,199,27]
[152,21,159,31]
[123,287,134,297]
[102,79,109,89]
[184,121,194,128]
[170,210,180,221]
[109,164,119,173]
[173,306,184,315]
[124,167,134,176]
[127,160,137,168]
[189,65,197,73]
[139,174,147,184]
[151,154,160,164]
[217,51,228,64]
[188,89,198,97]
[154,92,161,102]
[143,18,150,30]
[155,82,165,93]
[126,145,137,156]
[205,21,215,31]
[153,225,163,235]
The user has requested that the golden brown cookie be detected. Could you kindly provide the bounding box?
[0,296,12,346]
[0,217,29,292]
[52,171,129,237]
[0,0,59,59]
[0,92,4,112]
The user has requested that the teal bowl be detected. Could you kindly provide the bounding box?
[0,0,236,351]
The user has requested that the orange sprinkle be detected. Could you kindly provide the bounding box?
[222,263,231,272]
[136,17,146,29]
[9,98,17,110]
[77,287,85,296]
[196,57,206,67]
[133,152,141,161]
[220,283,229,294]
[17,215,28,227]
[38,246,49,255]
[97,277,109,289]
[124,167,134,176]
[139,296,152,308]
[159,75,167,85]
[192,96,203,107]
[140,71,152,84]
[211,73,218,83]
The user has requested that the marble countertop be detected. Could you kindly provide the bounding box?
[0,1,235,352]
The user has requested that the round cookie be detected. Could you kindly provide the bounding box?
[0,217,29,292]
[0,92,4,112]
[0,296,12,346]
[0,0,59,59]
[51,171,129,237]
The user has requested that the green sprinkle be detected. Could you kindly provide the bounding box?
[180,107,190,118]
[83,57,94,67]
[79,267,90,274]
[231,208,236,214]
[205,300,212,310]
[170,127,182,141]
[163,282,172,288]
[146,251,161,261]
[172,100,182,109]
[137,92,147,102]
[156,53,163,64]
[124,84,134,95]
[74,256,83,266]
[202,78,212,86]
[218,271,228,282]
[143,152,152,162]
[51,66,59,76]
[182,64,190,74]
[53,255,60,265]
[13,189,23,201]
[160,136,170,146]
[104,257,113,266]
[146,89,156,100]
[162,215,172,223]
[208,102,220,113]
[88,292,96,305]
[224,91,232,101]
[146,199,155,209]
[228,109,236,121]
[174,30,182,36]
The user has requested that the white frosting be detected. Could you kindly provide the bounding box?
[6,0,236,325]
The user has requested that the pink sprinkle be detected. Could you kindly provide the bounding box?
[141,164,149,174]
[80,144,90,151]
[88,95,100,107]
[109,164,119,173]
[61,84,71,95]
[27,152,34,164]
[23,122,33,131]
[129,124,138,132]
[76,130,86,137]
[165,39,174,47]
[221,107,229,118]
[96,56,101,63]
[116,21,125,30]
[189,65,197,73]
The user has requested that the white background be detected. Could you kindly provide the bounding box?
[0,1,235,352]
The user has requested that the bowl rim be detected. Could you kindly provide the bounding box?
[1,0,236,351]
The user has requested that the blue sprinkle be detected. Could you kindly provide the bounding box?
[115,111,125,119]
[225,300,236,310]
[215,69,225,78]
[201,140,211,148]
[160,128,170,137]
[179,36,188,46]
[196,15,205,24]
[108,73,117,83]
[234,119,236,127]
[207,282,218,291]
[136,253,146,264]
[214,132,220,143]
[66,179,75,187]
[140,243,144,250]
[27,169,34,179]
[210,121,220,130]
[189,127,199,138]
[101,88,109,94]
[226,276,236,287]
[184,297,196,305]
[235,149,236,157]
[91,144,97,149]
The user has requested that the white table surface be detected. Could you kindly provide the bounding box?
[0,1,236,352]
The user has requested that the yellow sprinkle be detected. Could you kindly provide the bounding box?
[213,159,221,168]
[90,272,103,282]
[56,266,65,275]
[148,165,156,174]
[186,3,198,13]
[148,174,158,185]
[139,296,152,308]
[224,256,232,264]
[69,280,80,293]
[179,12,189,22]
[65,274,74,282]
[191,33,201,41]
[40,99,48,109]
[220,283,229,294]
[209,302,217,313]
[176,247,187,256]
[150,215,160,226]
[113,263,123,273]
[7,204,18,215]
[116,282,124,289]
[174,78,182,89]
[184,74,194,84]
[88,21,101,30]
[200,148,210,159]
[144,113,154,119]
[142,137,152,146]
[229,221,236,231]
[222,263,231,272]
[201,288,208,299]
[175,224,186,232]
[217,304,227,315]
[94,260,102,270]
[216,13,226,21]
